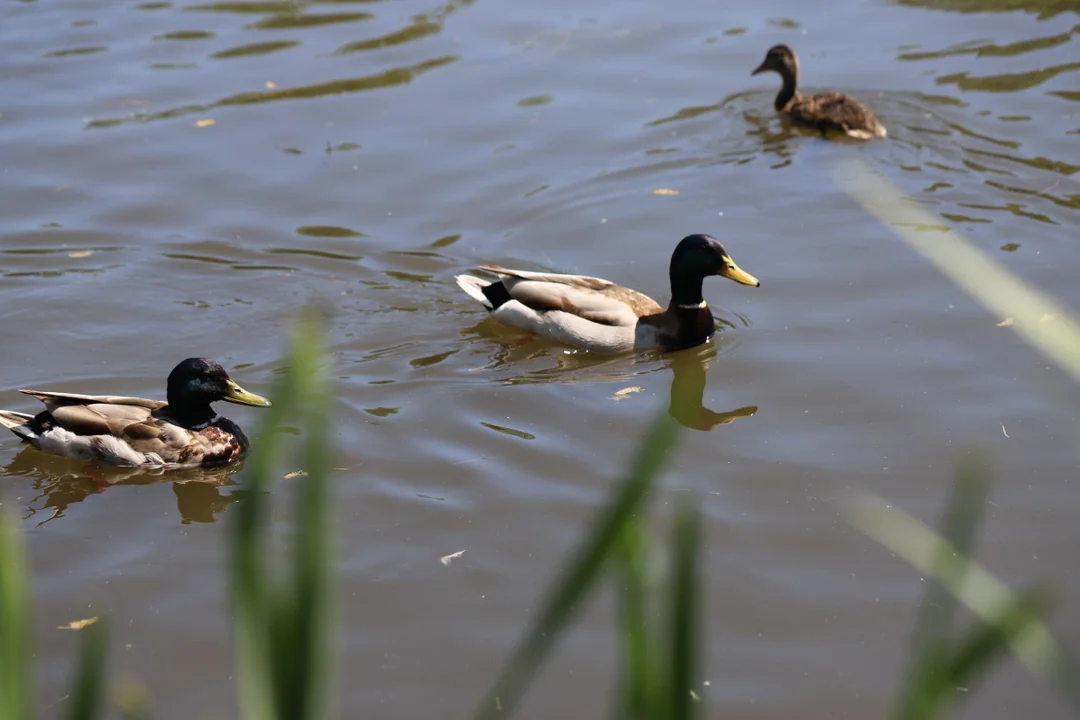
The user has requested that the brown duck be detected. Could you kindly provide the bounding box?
[752,44,886,140]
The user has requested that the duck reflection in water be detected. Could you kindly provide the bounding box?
[463,320,757,431]
[0,446,239,525]
[665,346,757,431]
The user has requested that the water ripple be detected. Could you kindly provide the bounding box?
[937,61,1080,92]
[333,18,442,54]
[85,56,458,128]
[898,26,1079,60]
[246,11,374,30]
[895,0,1080,19]
[43,46,108,58]
[210,40,299,58]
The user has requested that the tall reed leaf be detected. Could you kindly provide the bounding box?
[938,588,1052,707]
[893,456,990,719]
[65,616,107,720]
[833,157,1080,386]
[0,508,31,720]
[667,498,702,720]
[849,471,1080,716]
[614,517,657,720]
[473,412,682,720]
[231,309,335,720]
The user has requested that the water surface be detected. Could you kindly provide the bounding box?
[1,0,1078,717]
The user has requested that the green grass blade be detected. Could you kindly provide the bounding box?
[614,518,656,720]
[893,457,990,720]
[833,158,1080,386]
[0,507,31,720]
[65,616,108,720]
[668,497,702,720]
[269,588,300,719]
[943,587,1052,699]
[902,587,1052,720]
[282,312,334,720]
[231,315,312,720]
[473,412,682,720]
[114,678,151,720]
[849,489,1080,714]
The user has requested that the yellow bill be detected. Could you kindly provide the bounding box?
[224,379,272,407]
[719,260,761,287]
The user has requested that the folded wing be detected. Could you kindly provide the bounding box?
[481,265,662,325]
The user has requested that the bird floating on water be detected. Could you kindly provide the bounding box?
[455,234,760,354]
[0,358,271,469]
[752,44,887,140]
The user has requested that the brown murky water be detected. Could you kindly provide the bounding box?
[2,0,1079,717]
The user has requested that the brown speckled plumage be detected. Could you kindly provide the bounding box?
[752,44,886,140]
[785,91,884,139]
[0,359,270,470]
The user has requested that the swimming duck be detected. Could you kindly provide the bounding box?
[0,358,271,469]
[455,234,759,353]
[752,44,886,140]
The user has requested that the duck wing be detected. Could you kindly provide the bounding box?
[790,92,885,137]
[20,390,165,437]
[14,389,232,467]
[20,390,164,411]
[480,265,662,325]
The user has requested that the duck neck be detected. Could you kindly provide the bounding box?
[669,268,706,309]
[167,394,217,428]
[774,65,798,111]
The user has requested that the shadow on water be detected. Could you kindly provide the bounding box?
[0,447,240,525]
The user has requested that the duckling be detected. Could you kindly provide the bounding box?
[0,358,271,469]
[752,44,886,140]
[455,234,759,353]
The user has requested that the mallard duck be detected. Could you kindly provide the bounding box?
[455,234,759,353]
[0,358,271,469]
[752,44,886,140]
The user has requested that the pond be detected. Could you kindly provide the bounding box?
[0,0,1078,716]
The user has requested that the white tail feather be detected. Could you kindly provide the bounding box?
[455,274,494,310]
[0,411,36,442]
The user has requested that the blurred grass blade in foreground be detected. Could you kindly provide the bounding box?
[65,616,108,720]
[615,516,658,719]
[833,157,1080,386]
[474,412,682,720]
[1,510,109,720]
[892,456,990,719]
[231,309,335,720]
[0,507,32,720]
[847,465,1080,716]
[668,498,702,720]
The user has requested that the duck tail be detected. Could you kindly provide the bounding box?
[0,411,37,442]
[456,274,498,310]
